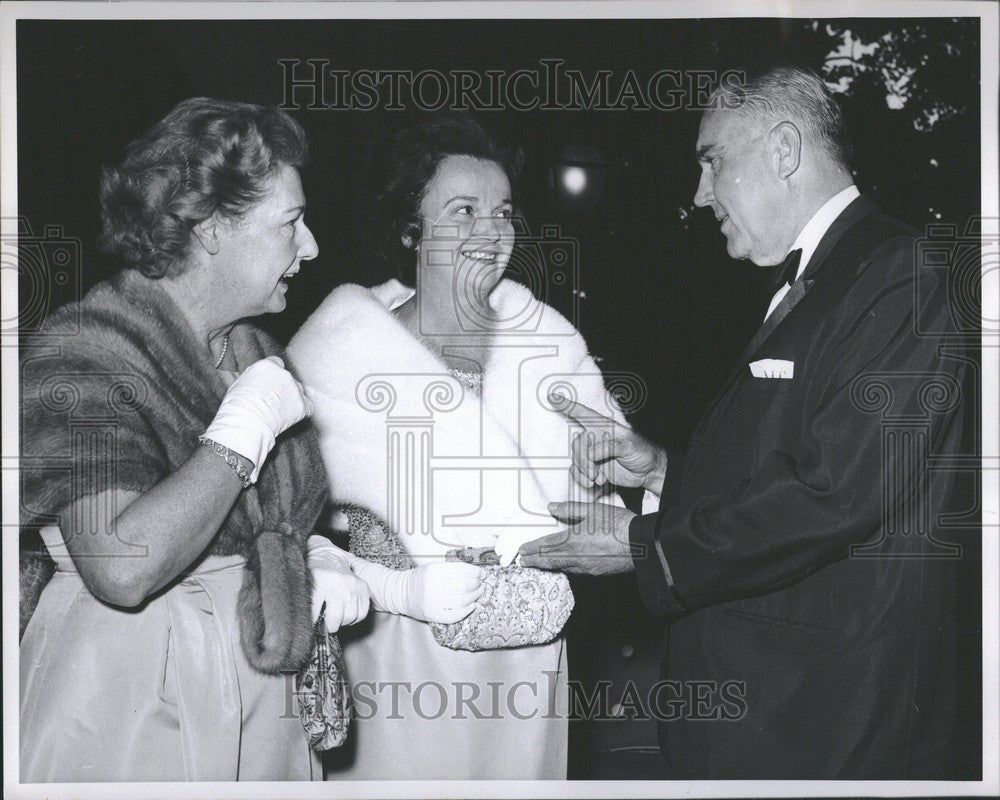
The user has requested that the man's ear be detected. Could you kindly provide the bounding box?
[191,215,221,256]
[772,121,802,180]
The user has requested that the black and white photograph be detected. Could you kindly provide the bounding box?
[2,1,997,798]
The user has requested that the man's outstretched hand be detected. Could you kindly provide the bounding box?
[551,394,667,495]
[518,500,637,575]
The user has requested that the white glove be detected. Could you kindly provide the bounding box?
[306,535,371,632]
[348,558,486,625]
[202,356,313,482]
[495,525,553,567]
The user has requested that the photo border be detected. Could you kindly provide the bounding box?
[2,2,996,798]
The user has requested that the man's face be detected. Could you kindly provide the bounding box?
[693,110,786,266]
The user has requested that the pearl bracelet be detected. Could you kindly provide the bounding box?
[198,436,253,488]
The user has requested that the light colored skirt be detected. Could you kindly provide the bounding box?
[330,610,569,780]
[20,554,321,782]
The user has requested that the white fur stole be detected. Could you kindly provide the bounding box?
[289,279,636,563]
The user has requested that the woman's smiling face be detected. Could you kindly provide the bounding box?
[411,154,515,306]
[211,164,319,318]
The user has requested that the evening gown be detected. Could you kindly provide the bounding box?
[288,279,640,780]
[327,506,569,780]
[19,536,321,782]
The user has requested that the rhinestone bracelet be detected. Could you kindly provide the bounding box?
[198,436,253,489]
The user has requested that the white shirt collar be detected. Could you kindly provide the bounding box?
[787,184,860,280]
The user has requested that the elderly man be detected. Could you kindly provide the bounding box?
[520,63,969,779]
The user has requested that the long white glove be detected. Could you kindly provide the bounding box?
[202,356,313,482]
[306,535,371,632]
[347,556,486,625]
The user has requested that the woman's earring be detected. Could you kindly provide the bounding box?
[402,221,421,253]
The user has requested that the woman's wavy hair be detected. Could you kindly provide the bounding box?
[99,97,308,278]
[371,114,524,286]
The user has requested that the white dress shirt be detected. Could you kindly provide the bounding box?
[763,185,860,322]
[646,185,861,589]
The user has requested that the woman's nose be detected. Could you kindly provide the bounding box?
[471,214,504,241]
[298,222,319,260]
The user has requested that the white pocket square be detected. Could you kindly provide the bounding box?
[749,359,794,379]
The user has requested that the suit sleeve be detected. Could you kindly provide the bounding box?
[630,237,964,617]
[630,445,684,607]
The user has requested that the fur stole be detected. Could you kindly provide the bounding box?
[288,278,636,561]
[20,269,327,673]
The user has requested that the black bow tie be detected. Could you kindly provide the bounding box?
[770,248,803,292]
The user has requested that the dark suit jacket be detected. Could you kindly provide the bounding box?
[629,196,970,778]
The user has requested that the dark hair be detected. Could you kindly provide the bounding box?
[99,97,308,277]
[372,114,524,285]
[711,62,851,170]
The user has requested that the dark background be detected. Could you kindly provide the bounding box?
[17,17,983,779]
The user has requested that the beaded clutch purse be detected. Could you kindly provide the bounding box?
[296,602,352,750]
[430,547,575,651]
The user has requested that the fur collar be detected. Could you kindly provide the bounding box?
[20,270,326,672]
[289,278,629,561]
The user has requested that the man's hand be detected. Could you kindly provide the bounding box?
[551,395,667,495]
[518,500,637,575]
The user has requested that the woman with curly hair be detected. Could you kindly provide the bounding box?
[19,97,369,782]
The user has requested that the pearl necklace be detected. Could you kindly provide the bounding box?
[213,334,230,369]
[449,367,483,394]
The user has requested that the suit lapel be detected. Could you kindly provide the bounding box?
[734,277,813,370]
[726,195,878,386]
[695,195,880,435]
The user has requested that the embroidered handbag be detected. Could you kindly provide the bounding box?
[430,547,575,651]
[296,602,352,750]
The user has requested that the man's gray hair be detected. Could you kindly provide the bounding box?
[712,63,851,170]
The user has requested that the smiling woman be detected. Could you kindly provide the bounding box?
[19,97,366,782]
[202,163,319,318]
[391,152,516,368]
[287,115,656,780]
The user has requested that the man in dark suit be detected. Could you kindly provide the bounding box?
[520,63,971,779]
